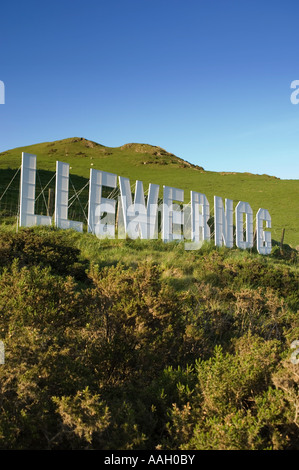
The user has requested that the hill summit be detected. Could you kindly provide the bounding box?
[0,137,204,172]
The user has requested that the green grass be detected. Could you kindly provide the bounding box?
[4,223,296,288]
[0,136,298,247]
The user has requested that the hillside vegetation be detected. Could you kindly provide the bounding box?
[0,137,298,247]
[0,225,298,450]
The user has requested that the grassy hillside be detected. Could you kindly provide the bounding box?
[0,139,297,450]
[0,137,298,247]
[0,225,298,450]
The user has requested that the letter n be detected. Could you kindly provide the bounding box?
[214,196,233,248]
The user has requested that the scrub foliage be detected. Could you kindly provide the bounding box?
[0,226,298,450]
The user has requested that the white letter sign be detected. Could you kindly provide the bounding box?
[256,208,272,255]
[19,153,52,228]
[214,196,234,248]
[16,153,273,255]
[88,169,117,238]
[54,161,83,232]
[162,186,184,242]
[236,201,254,249]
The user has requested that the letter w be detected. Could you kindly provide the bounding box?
[118,177,159,239]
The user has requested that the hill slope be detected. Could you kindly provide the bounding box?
[0,137,298,247]
[0,225,298,450]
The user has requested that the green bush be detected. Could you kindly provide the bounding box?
[0,226,298,449]
[0,228,88,281]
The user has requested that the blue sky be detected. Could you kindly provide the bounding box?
[0,0,299,179]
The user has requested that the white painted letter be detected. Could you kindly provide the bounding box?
[88,169,117,238]
[118,177,159,239]
[236,201,254,249]
[185,191,210,250]
[54,161,83,232]
[19,153,52,227]
[162,186,184,242]
[214,196,234,248]
[256,208,272,255]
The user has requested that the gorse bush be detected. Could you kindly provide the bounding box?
[0,228,89,281]
[0,226,298,449]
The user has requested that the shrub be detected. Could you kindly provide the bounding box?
[0,226,298,449]
[0,228,88,281]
